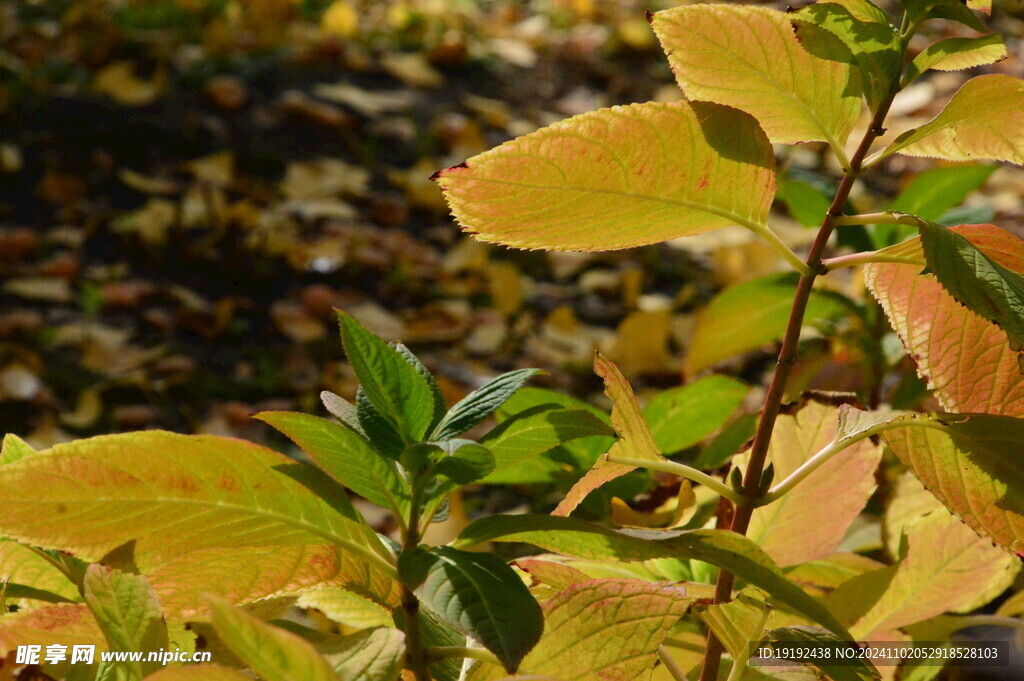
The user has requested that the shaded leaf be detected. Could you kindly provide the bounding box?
[434,101,775,251]
[686,273,852,373]
[470,579,691,681]
[0,540,80,605]
[761,626,880,681]
[431,440,496,485]
[399,546,542,672]
[144,665,253,681]
[455,514,852,637]
[432,369,541,440]
[321,627,405,680]
[207,596,338,681]
[321,390,367,438]
[257,411,408,513]
[900,0,986,32]
[652,5,861,147]
[643,375,748,455]
[871,75,1024,166]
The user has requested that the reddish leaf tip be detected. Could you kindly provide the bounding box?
[430,160,469,182]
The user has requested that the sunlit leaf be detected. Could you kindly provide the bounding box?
[470,579,691,681]
[792,1,901,110]
[338,311,434,442]
[0,431,395,603]
[0,603,106,652]
[0,541,80,605]
[432,369,541,440]
[900,0,987,32]
[553,354,661,516]
[826,510,1017,637]
[652,5,862,148]
[906,34,1006,84]
[917,220,1024,354]
[1,433,34,464]
[748,402,882,567]
[455,514,851,637]
[399,546,542,672]
[144,665,253,681]
[257,411,408,513]
[686,273,852,373]
[871,75,1024,166]
[865,225,1024,415]
[434,101,775,251]
[697,586,771,660]
[83,565,168,680]
[207,596,338,681]
[878,411,1024,555]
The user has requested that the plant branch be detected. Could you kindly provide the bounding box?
[403,478,432,681]
[425,646,502,666]
[697,84,901,681]
[833,211,920,226]
[607,456,746,506]
[659,645,692,681]
[744,221,812,275]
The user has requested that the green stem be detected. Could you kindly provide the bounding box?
[425,646,502,666]
[402,477,432,681]
[744,221,812,276]
[822,251,922,271]
[833,212,919,226]
[659,645,692,681]
[607,456,746,506]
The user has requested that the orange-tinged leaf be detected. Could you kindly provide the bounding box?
[144,665,253,681]
[864,225,1024,416]
[435,101,775,251]
[652,5,862,150]
[748,402,882,567]
[870,75,1024,166]
[827,510,1017,638]
[0,603,106,653]
[470,579,692,681]
[878,412,1024,556]
[553,354,661,516]
[0,431,397,604]
[147,545,345,620]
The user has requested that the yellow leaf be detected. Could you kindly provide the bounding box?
[320,1,358,38]
[92,62,165,106]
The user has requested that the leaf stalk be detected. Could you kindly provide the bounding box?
[607,455,747,506]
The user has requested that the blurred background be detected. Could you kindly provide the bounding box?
[0,0,1022,455]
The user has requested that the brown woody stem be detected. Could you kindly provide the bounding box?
[697,92,899,681]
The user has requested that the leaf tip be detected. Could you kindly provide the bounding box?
[430,160,469,182]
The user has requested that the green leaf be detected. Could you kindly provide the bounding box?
[917,220,1024,354]
[877,412,1024,555]
[256,411,408,514]
[1,433,34,464]
[206,595,338,681]
[432,369,541,440]
[696,413,758,469]
[469,579,692,681]
[455,514,852,638]
[871,164,995,247]
[430,439,496,485]
[320,627,405,681]
[685,273,853,373]
[399,546,542,673]
[83,565,168,680]
[826,510,1017,637]
[643,375,748,455]
[295,588,394,630]
[338,311,434,442]
[778,175,834,228]
[479,405,613,482]
[0,431,395,601]
[652,5,862,151]
[554,353,662,516]
[870,75,1024,166]
[761,626,881,681]
[906,34,1006,84]
[899,0,986,32]
[357,387,406,458]
[497,388,609,426]
[434,100,776,251]
[792,1,901,110]
[320,390,366,438]
[395,342,447,433]
[0,540,80,605]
